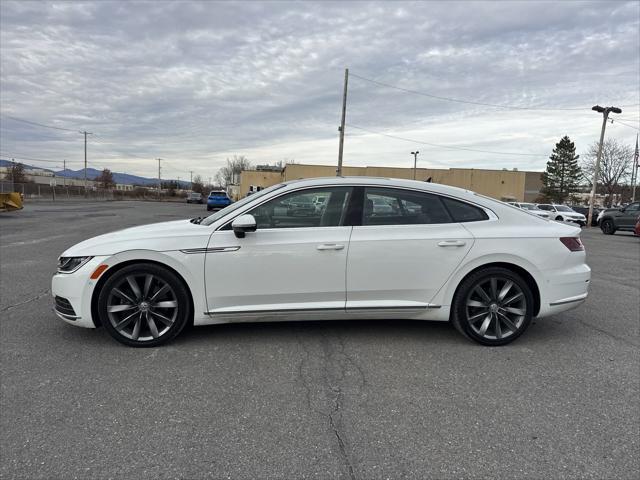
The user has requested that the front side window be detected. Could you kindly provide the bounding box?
[537,205,552,211]
[555,206,573,212]
[248,187,352,229]
[362,188,453,226]
[201,183,285,226]
[625,202,639,212]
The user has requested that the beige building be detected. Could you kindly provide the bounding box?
[238,163,543,202]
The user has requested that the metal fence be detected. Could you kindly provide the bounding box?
[0,181,183,202]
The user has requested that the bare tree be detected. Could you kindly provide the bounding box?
[95,168,115,189]
[3,162,28,183]
[191,174,205,194]
[582,139,634,207]
[215,155,251,187]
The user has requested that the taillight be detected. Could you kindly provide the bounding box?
[560,237,584,251]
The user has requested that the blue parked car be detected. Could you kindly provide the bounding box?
[207,190,232,211]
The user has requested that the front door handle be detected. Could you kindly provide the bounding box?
[437,240,466,247]
[317,244,345,251]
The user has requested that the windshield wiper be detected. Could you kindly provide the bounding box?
[190,217,203,224]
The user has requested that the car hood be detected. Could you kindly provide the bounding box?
[61,219,211,256]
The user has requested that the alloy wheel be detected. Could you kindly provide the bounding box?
[106,273,179,341]
[465,277,527,341]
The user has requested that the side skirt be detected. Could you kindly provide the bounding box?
[195,305,450,326]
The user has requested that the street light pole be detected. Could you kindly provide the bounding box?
[587,105,621,227]
[411,151,419,180]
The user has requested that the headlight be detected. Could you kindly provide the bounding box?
[57,256,93,273]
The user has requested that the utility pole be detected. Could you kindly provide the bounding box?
[632,134,638,202]
[63,159,66,187]
[157,158,162,201]
[81,131,92,196]
[190,171,193,190]
[587,105,621,227]
[11,158,15,183]
[411,151,420,180]
[337,68,349,176]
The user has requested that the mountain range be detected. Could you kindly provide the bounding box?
[0,159,190,187]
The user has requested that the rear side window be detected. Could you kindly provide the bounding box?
[441,197,488,222]
[362,188,452,226]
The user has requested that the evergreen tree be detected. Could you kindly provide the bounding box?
[541,136,582,203]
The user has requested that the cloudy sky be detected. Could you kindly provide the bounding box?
[1,0,638,180]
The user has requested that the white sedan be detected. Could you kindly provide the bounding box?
[52,177,590,347]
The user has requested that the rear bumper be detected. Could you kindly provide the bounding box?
[537,262,591,317]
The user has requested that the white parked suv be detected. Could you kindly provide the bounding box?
[52,177,590,347]
[536,204,586,226]
[507,202,550,219]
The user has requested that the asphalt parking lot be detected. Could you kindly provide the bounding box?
[1,200,638,480]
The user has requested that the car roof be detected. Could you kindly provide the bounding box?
[284,176,475,197]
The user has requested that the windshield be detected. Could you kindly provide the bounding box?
[555,205,573,212]
[520,203,540,210]
[200,184,285,226]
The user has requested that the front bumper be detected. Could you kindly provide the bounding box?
[51,256,109,328]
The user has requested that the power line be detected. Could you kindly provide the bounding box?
[1,115,80,133]
[611,118,640,131]
[350,72,640,112]
[347,124,547,157]
[0,152,82,165]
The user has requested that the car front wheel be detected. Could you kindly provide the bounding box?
[451,267,534,346]
[600,219,615,235]
[97,263,191,347]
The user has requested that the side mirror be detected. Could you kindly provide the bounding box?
[232,214,257,238]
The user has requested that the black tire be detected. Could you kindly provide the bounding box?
[556,216,564,222]
[451,267,534,346]
[97,263,191,347]
[600,219,616,235]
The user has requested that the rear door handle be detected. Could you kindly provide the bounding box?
[437,240,466,247]
[317,244,345,251]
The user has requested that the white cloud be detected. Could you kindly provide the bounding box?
[0,0,638,179]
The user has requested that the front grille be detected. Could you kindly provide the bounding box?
[54,296,76,318]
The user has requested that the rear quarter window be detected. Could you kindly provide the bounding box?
[441,197,489,222]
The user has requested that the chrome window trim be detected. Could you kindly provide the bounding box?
[214,183,497,232]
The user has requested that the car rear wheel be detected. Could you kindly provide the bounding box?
[601,219,615,235]
[451,267,534,346]
[556,216,564,222]
[97,263,190,347]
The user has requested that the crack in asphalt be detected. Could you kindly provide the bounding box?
[578,318,639,347]
[296,330,364,480]
[1,289,50,312]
